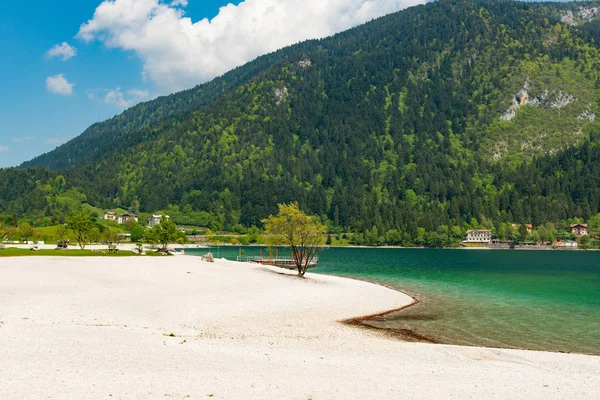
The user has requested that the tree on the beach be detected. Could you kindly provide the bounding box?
[148,215,178,251]
[262,202,327,277]
[67,210,95,249]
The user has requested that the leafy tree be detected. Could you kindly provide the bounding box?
[102,228,119,244]
[518,224,528,243]
[55,225,69,242]
[89,227,101,244]
[67,210,95,249]
[18,223,35,242]
[149,215,178,250]
[262,203,327,277]
[130,224,147,243]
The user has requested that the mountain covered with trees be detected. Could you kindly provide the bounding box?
[4,0,600,246]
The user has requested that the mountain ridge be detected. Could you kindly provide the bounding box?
[4,0,600,245]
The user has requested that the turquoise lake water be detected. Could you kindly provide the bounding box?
[185,246,600,355]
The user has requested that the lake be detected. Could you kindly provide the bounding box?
[185,246,600,355]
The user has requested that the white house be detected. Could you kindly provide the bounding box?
[148,214,169,228]
[464,229,492,244]
[104,211,117,221]
[118,213,138,224]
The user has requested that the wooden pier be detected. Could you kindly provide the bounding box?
[236,250,318,270]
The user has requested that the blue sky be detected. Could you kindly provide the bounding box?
[0,1,248,167]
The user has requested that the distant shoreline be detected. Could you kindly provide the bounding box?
[186,243,596,251]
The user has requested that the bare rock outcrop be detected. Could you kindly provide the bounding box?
[275,86,289,105]
[561,7,600,26]
[298,57,312,68]
[549,91,575,108]
[500,80,577,121]
[578,110,596,122]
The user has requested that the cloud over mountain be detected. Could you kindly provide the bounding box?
[77,0,425,92]
[86,87,151,109]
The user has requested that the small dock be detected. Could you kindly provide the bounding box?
[236,254,318,270]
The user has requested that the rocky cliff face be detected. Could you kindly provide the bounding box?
[501,82,576,122]
[561,7,600,26]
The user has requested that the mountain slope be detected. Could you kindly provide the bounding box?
[21,46,303,170]
[6,0,600,243]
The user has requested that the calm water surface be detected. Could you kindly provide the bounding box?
[186,247,600,354]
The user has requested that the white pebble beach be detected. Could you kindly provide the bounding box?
[1,256,599,399]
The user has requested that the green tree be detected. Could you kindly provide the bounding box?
[18,223,35,242]
[149,215,178,251]
[55,225,69,242]
[102,228,119,244]
[518,224,528,243]
[579,235,591,249]
[130,224,146,242]
[262,202,327,277]
[531,230,541,244]
[89,227,101,244]
[67,210,95,249]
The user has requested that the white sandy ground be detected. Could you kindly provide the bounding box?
[0,257,599,400]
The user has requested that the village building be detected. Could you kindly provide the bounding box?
[571,223,588,236]
[103,211,117,221]
[512,223,533,234]
[148,214,169,228]
[118,213,138,224]
[464,229,492,244]
[554,240,578,248]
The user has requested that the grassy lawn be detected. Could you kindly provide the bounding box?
[0,248,166,257]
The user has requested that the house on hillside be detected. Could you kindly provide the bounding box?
[464,229,492,244]
[148,214,169,228]
[118,213,138,224]
[104,211,116,221]
[512,223,533,234]
[571,223,588,236]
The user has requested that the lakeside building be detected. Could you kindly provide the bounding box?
[512,223,533,234]
[464,229,492,244]
[103,211,116,221]
[148,214,170,228]
[571,224,588,236]
[118,214,138,224]
[554,240,579,248]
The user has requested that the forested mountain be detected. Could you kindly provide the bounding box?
[4,0,600,245]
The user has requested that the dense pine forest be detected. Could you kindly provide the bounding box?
[3,0,600,246]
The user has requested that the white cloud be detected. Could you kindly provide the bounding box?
[87,87,151,109]
[12,136,34,143]
[0,146,9,153]
[46,42,77,61]
[77,0,425,92]
[46,74,75,95]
